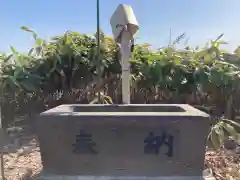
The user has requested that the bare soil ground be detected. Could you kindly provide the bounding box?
[0,119,239,180]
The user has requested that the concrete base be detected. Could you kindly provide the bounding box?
[37,175,215,180]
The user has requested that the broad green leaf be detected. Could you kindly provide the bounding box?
[20,81,38,92]
[234,46,240,57]
[204,54,212,62]
[215,126,225,145]
[35,46,42,55]
[13,67,23,77]
[103,95,114,104]
[222,123,238,142]
[8,76,20,88]
[235,133,240,144]
[6,79,18,90]
[4,54,13,62]
[103,95,113,104]
[20,26,34,33]
[35,38,43,46]
[33,33,38,40]
[10,46,18,55]
[28,48,34,56]
[173,58,181,65]
[222,119,240,132]
[172,33,186,45]
[214,33,224,43]
[218,41,228,45]
[20,26,37,40]
[103,99,109,104]
[211,40,215,47]
[210,128,221,149]
[55,54,62,64]
[26,72,44,80]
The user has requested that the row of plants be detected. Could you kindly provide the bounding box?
[0,27,240,149]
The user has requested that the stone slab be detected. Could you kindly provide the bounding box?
[35,104,210,177]
[37,175,214,180]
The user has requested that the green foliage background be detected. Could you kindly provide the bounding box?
[1,27,240,149]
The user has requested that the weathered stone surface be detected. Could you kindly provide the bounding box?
[35,104,210,178]
[37,175,211,180]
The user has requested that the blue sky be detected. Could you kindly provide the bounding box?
[1,0,240,53]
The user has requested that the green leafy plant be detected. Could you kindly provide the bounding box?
[1,27,240,147]
[209,119,240,149]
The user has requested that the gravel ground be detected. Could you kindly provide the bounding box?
[205,150,240,180]
[0,123,239,180]
[1,124,42,180]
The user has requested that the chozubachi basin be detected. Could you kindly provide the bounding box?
[35,104,210,180]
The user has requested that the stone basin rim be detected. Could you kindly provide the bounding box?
[40,104,209,118]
